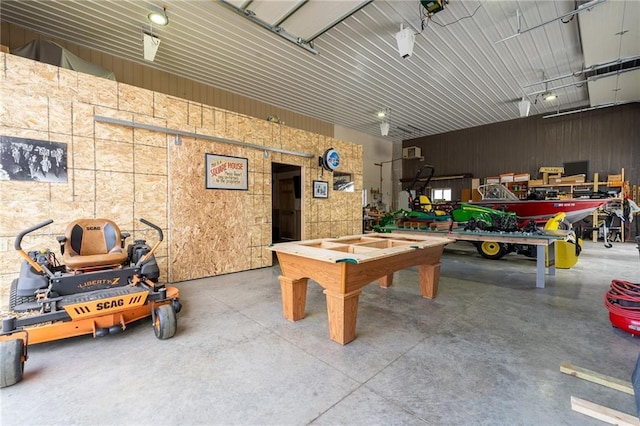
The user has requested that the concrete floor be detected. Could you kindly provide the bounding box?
[1,239,639,425]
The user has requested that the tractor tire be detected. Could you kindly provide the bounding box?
[153,304,177,340]
[476,241,507,260]
[0,339,24,388]
[9,279,37,310]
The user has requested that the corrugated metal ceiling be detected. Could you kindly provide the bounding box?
[1,0,638,141]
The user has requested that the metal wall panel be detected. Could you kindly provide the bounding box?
[403,103,639,191]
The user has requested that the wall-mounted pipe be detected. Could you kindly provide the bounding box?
[93,115,315,158]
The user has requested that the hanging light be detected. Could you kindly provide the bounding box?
[380,122,390,136]
[518,97,531,117]
[379,108,391,136]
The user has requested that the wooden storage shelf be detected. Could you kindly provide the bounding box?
[526,168,626,243]
[504,181,528,200]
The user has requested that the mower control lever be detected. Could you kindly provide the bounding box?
[14,219,54,251]
[136,218,163,267]
[140,218,163,241]
[14,219,55,277]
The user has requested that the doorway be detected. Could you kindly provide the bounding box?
[272,163,302,243]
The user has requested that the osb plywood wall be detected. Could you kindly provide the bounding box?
[1,22,334,138]
[0,52,363,307]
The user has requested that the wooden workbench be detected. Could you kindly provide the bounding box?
[385,227,570,289]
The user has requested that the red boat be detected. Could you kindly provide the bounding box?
[471,184,611,224]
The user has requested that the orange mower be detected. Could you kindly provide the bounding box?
[0,217,181,388]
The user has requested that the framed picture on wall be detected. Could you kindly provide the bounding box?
[205,153,248,190]
[0,135,68,183]
[313,180,328,198]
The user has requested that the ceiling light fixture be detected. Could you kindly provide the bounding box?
[379,108,390,136]
[143,33,161,61]
[543,92,557,101]
[380,122,390,136]
[518,97,531,117]
[395,23,415,59]
[148,6,169,26]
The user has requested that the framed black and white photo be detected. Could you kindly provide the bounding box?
[0,136,68,183]
[313,180,328,198]
[205,153,248,190]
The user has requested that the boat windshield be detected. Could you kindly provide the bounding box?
[477,184,520,201]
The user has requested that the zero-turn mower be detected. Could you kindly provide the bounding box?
[0,217,181,388]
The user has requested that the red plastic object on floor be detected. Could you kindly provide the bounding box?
[605,280,640,336]
[605,236,640,336]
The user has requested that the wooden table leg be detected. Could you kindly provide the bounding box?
[279,275,308,321]
[418,262,441,299]
[378,273,394,288]
[323,289,361,345]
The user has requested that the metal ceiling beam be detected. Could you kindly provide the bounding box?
[522,55,640,88]
[273,0,308,27]
[542,100,634,118]
[526,66,640,97]
[306,0,374,42]
[496,0,607,44]
[219,0,319,54]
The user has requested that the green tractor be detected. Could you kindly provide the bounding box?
[451,202,519,232]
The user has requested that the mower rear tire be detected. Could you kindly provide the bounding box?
[9,279,37,310]
[153,304,177,340]
[477,241,507,260]
[0,339,24,388]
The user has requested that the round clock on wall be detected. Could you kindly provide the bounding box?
[320,148,340,172]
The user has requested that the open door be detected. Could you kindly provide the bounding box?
[272,163,301,243]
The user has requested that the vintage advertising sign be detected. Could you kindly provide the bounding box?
[205,154,248,190]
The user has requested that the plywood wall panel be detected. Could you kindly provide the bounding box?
[134,174,168,203]
[0,89,48,131]
[155,94,189,128]
[188,103,203,128]
[95,200,134,232]
[5,53,57,93]
[72,136,96,170]
[70,169,96,202]
[48,98,73,135]
[0,51,361,301]
[94,117,134,144]
[133,202,167,231]
[50,201,96,231]
[0,200,51,235]
[199,106,216,135]
[119,84,154,116]
[77,73,117,109]
[95,139,133,172]
[72,102,96,137]
[134,144,167,175]
[3,22,333,138]
[132,114,168,147]
[95,170,134,203]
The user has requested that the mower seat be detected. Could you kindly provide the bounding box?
[62,218,128,270]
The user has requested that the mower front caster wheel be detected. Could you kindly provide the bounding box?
[476,241,507,260]
[0,339,25,388]
[153,304,177,340]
